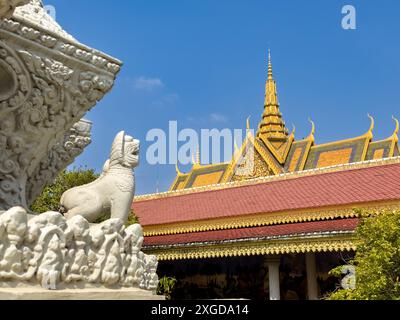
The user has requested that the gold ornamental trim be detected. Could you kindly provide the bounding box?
[144,234,357,261]
[143,201,400,237]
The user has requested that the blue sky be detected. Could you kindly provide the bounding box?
[47,0,400,195]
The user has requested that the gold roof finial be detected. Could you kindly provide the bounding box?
[175,163,183,176]
[291,124,296,135]
[306,118,316,142]
[367,113,375,132]
[195,145,200,165]
[191,146,200,167]
[392,115,399,136]
[308,118,315,135]
[268,49,273,80]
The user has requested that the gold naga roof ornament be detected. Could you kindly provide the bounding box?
[306,118,316,142]
[391,115,399,138]
[366,113,375,137]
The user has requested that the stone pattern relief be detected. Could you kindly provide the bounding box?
[26,119,92,206]
[0,0,29,19]
[13,0,75,41]
[0,207,159,291]
[0,40,114,210]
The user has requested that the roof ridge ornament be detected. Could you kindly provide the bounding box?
[246,116,251,135]
[175,163,183,176]
[192,145,201,168]
[307,118,315,141]
[366,114,375,137]
[257,50,289,144]
[392,115,399,136]
[267,48,273,80]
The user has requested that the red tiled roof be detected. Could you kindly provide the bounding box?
[143,218,359,247]
[135,162,400,226]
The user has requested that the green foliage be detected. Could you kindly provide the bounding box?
[329,209,400,300]
[329,265,345,279]
[30,168,99,213]
[157,276,177,300]
[126,209,140,226]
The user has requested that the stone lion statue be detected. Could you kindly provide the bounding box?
[60,131,140,223]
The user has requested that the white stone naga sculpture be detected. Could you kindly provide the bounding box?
[60,131,140,223]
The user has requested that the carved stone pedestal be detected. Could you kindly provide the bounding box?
[0,286,165,300]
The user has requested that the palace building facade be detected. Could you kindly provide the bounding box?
[133,53,400,300]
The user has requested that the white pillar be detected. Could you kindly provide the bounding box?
[305,253,318,300]
[265,256,281,300]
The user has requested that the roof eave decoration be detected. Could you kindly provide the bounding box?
[142,200,400,237]
[143,233,357,261]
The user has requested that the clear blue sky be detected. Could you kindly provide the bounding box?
[47,0,400,195]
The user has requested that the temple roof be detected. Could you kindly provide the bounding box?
[136,159,400,226]
[137,53,399,260]
[138,160,400,260]
[167,54,399,191]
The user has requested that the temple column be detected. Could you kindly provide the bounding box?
[305,253,319,300]
[264,256,281,300]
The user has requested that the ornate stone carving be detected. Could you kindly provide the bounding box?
[0,0,159,297]
[0,0,121,211]
[0,0,29,19]
[0,206,158,291]
[61,131,140,223]
[26,119,92,206]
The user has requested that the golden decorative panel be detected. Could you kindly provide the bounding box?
[289,148,303,172]
[316,148,353,168]
[175,181,187,190]
[191,171,224,188]
[231,149,273,182]
[373,149,385,160]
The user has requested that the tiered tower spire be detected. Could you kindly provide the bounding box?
[257,50,288,144]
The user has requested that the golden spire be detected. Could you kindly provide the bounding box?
[258,50,288,143]
[196,146,200,165]
[267,49,273,80]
